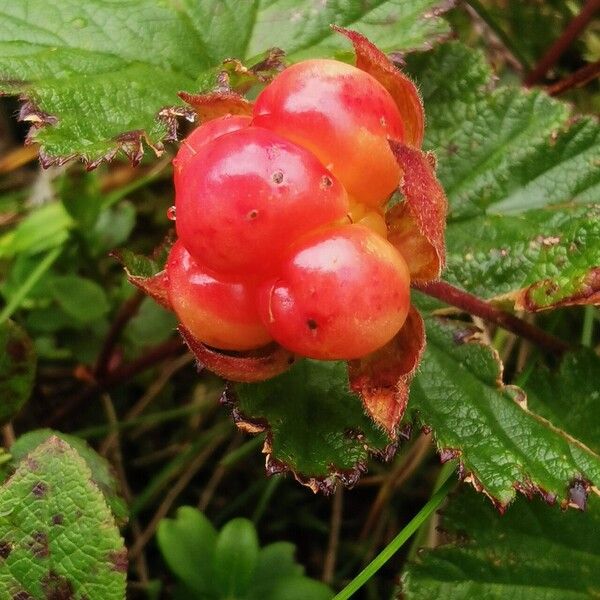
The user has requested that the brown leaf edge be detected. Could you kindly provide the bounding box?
[19,100,194,170]
[387,142,448,283]
[332,26,425,148]
[16,49,286,170]
[348,306,425,436]
[413,318,600,514]
[514,267,600,312]
[221,386,401,495]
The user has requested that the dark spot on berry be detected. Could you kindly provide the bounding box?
[0,540,12,559]
[32,481,48,498]
[272,170,284,184]
[320,175,333,189]
[52,515,63,526]
[41,570,74,599]
[306,319,318,331]
[108,549,128,573]
[247,209,259,220]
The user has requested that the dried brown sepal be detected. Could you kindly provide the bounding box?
[387,142,448,282]
[126,270,171,310]
[348,306,425,435]
[219,48,286,94]
[179,327,295,383]
[178,91,252,123]
[332,26,424,148]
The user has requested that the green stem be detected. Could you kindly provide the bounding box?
[581,306,595,347]
[0,246,62,324]
[333,473,455,600]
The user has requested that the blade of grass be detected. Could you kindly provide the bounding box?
[333,471,455,600]
[0,246,62,324]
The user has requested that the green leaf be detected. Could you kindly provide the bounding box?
[0,320,36,426]
[234,359,390,492]
[213,518,259,597]
[245,0,450,60]
[9,429,128,526]
[49,275,110,323]
[408,43,600,309]
[157,506,218,596]
[248,542,331,599]
[0,437,126,599]
[0,203,72,258]
[402,488,600,599]
[526,349,600,455]
[407,317,600,508]
[0,0,449,164]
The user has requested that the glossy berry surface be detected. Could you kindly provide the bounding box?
[167,241,271,351]
[175,126,349,277]
[173,114,251,174]
[253,59,404,208]
[258,225,410,360]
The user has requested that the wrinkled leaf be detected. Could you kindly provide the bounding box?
[349,307,424,434]
[0,437,126,599]
[402,488,600,599]
[233,359,391,493]
[0,320,36,426]
[407,317,600,509]
[526,349,600,455]
[9,429,128,526]
[408,43,600,309]
[0,0,449,165]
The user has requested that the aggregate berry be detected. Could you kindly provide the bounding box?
[258,224,410,360]
[167,241,271,351]
[253,59,404,209]
[175,126,349,277]
[173,114,251,174]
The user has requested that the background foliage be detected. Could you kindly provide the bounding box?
[0,0,598,598]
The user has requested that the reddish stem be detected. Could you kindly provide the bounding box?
[48,338,186,427]
[547,59,600,95]
[94,290,145,379]
[525,0,600,86]
[414,280,571,355]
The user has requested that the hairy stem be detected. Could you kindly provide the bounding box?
[414,280,570,355]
